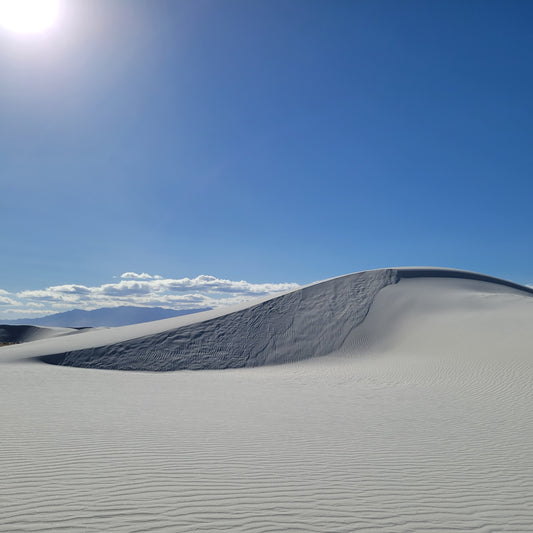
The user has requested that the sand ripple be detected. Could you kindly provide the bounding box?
[1,271,533,531]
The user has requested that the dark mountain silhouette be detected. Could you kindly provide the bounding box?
[2,306,211,328]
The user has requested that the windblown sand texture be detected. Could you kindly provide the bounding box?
[1,267,533,532]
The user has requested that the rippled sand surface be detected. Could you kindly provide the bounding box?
[1,272,533,532]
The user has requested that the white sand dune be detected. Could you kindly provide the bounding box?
[1,267,533,531]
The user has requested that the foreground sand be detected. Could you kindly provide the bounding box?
[1,269,533,531]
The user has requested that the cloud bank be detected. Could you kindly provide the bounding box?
[0,273,299,319]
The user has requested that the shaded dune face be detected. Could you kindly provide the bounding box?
[0,325,43,344]
[37,268,533,372]
[39,269,398,371]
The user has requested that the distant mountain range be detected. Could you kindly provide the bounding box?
[1,306,211,328]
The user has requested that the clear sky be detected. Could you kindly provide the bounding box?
[1,0,533,316]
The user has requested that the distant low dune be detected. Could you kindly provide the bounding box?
[0,324,81,345]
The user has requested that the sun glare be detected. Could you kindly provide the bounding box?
[0,0,59,34]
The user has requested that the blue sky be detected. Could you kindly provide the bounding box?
[1,0,533,316]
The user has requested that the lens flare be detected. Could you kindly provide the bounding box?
[0,0,59,34]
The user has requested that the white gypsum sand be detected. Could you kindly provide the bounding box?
[1,267,532,532]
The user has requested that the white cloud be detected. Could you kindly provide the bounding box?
[152,275,297,295]
[19,284,91,299]
[121,272,163,280]
[0,273,299,319]
[0,308,52,317]
[100,280,153,297]
[0,296,18,306]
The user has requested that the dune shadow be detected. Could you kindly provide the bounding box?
[34,353,68,366]
[397,268,533,295]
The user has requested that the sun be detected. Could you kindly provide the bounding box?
[0,0,59,34]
